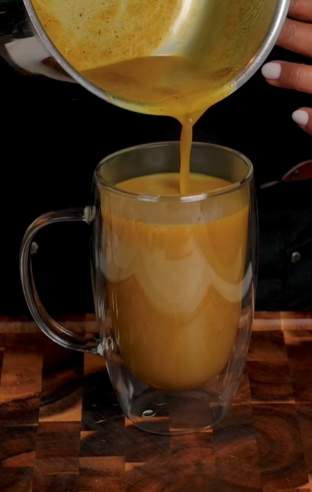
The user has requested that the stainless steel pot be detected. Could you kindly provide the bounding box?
[1,0,290,95]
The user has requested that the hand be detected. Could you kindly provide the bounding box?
[261,0,312,135]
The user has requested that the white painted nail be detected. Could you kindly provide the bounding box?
[261,62,282,80]
[292,110,309,127]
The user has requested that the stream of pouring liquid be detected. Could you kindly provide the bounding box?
[179,114,201,195]
[81,56,233,194]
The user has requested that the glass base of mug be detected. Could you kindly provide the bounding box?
[125,387,229,435]
[128,389,229,435]
[106,357,234,435]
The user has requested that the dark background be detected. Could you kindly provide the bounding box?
[2,45,312,316]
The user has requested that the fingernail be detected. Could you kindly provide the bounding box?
[261,62,282,80]
[292,110,309,127]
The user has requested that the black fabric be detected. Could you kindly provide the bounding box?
[1,45,312,315]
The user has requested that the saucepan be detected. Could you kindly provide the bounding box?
[1,0,290,105]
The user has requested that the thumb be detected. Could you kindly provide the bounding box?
[292,108,312,136]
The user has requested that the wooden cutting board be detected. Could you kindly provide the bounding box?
[0,312,311,492]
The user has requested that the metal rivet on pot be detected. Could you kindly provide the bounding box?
[291,252,301,264]
[291,169,300,179]
[31,242,39,255]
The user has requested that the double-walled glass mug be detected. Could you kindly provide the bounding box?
[20,142,258,436]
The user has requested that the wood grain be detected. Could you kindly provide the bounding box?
[0,313,311,492]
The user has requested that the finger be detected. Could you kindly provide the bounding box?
[277,18,312,58]
[292,107,312,135]
[288,0,312,22]
[262,61,312,94]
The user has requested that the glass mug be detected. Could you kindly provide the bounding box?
[20,142,258,435]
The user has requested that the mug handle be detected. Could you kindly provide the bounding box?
[20,206,102,354]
